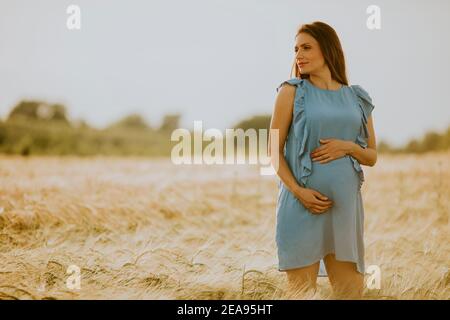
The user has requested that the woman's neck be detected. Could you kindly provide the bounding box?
[308,73,341,90]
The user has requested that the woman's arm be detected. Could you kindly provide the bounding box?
[347,115,378,167]
[268,84,305,195]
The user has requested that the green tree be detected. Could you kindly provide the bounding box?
[159,114,181,133]
[108,113,150,130]
[8,101,41,120]
[232,114,271,131]
[8,100,69,123]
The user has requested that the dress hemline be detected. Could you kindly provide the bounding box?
[277,251,365,277]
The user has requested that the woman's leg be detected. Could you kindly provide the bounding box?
[284,261,320,299]
[323,253,364,299]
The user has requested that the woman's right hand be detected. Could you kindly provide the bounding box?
[293,187,333,214]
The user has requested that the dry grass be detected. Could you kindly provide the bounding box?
[0,152,448,300]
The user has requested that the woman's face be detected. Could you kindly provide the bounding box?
[295,32,326,75]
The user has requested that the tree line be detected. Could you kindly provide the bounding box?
[0,100,448,156]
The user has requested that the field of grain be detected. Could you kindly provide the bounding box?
[0,152,448,299]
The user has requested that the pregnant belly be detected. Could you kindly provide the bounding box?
[305,155,360,202]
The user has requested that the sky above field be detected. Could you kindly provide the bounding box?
[0,0,449,147]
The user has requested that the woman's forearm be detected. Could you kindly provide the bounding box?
[347,141,377,167]
[272,151,304,194]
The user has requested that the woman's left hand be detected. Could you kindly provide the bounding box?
[310,138,354,164]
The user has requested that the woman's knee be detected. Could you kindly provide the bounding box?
[285,262,320,287]
[323,254,364,299]
[285,264,320,299]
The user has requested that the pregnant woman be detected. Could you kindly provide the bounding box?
[269,21,377,299]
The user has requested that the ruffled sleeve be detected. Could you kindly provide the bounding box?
[350,85,375,149]
[276,78,311,188]
[349,85,375,191]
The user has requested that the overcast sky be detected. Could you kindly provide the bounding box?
[0,0,449,147]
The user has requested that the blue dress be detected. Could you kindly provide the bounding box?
[275,77,375,277]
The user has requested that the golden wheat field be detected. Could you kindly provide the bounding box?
[0,152,448,300]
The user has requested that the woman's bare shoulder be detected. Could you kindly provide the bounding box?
[276,82,296,105]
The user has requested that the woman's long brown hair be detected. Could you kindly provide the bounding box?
[290,21,349,86]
